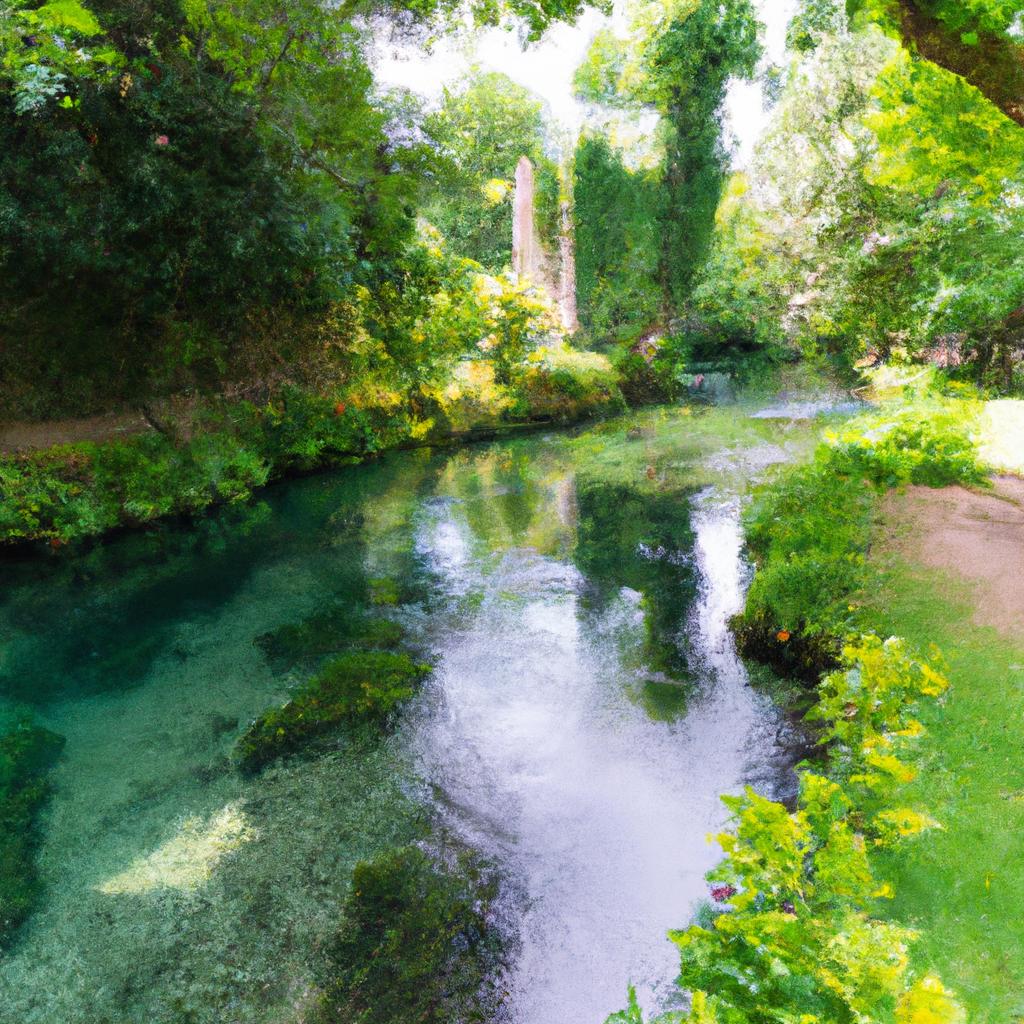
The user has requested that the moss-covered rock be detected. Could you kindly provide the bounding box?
[235,651,430,774]
[311,845,503,1024]
[0,717,65,943]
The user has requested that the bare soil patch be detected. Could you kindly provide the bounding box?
[0,410,152,453]
[881,476,1024,639]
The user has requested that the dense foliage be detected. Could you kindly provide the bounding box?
[736,397,986,679]
[611,634,962,1024]
[422,71,561,271]
[0,0,595,418]
[572,134,663,345]
[692,0,1024,387]
[0,260,629,547]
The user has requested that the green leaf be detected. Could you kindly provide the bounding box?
[35,0,102,35]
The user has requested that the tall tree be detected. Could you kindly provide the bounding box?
[422,71,559,271]
[849,0,1024,126]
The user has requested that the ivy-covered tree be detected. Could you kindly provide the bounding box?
[573,0,762,331]
[572,133,663,345]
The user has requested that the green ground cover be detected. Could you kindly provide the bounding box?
[863,559,1024,1021]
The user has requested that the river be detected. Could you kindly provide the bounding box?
[0,401,835,1024]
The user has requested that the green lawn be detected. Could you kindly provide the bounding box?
[865,557,1024,1022]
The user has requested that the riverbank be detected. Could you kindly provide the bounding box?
[0,348,626,551]
[866,525,1024,1021]
[715,389,1023,1022]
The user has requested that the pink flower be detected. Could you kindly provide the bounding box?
[155,134,169,147]
[710,884,737,903]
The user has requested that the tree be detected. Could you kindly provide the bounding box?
[850,0,1024,126]
[422,70,559,271]
[572,0,762,320]
[0,0,599,416]
[572,133,663,344]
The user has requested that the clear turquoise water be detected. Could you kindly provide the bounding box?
[0,403,829,1024]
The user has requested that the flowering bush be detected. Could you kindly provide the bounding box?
[611,638,962,1024]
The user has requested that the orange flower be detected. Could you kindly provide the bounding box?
[333,401,347,416]
[776,630,791,642]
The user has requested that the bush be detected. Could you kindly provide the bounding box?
[823,401,988,489]
[736,399,986,680]
[613,337,689,406]
[0,716,65,943]
[235,651,430,774]
[312,846,503,1024]
[613,637,960,1024]
[511,345,626,422]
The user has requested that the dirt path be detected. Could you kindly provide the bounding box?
[0,411,153,454]
[882,475,1024,638]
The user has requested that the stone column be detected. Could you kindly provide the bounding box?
[512,156,540,280]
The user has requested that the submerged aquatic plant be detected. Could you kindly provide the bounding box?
[255,608,405,671]
[312,845,504,1024]
[0,715,65,943]
[235,651,431,774]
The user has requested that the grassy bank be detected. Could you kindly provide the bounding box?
[863,559,1024,1020]
[710,389,1021,1023]
[0,349,624,550]
[598,392,986,1023]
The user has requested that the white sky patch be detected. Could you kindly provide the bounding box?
[374,0,798,165]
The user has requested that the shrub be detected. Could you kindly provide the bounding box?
[736,400,986,680]
[235,651,430,774]
[511,346,626,422]
[613,349,685,407]
[312,845,503,1024]
[0,716,65,943]
[823,401,988,489]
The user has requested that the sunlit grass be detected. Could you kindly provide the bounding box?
[864,558,1024,1023]
[96,802,256,896]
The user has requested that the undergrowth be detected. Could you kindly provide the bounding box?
[735,399,986,681]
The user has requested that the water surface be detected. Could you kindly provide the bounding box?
[0,404,826,1024]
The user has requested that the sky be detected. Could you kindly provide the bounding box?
[374,0,800,167]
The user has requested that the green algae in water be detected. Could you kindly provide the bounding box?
[0,714,64,942]
[255,607,406,672]
[235,651,431,774]
[311,845,504,1024]
[631,679,690,722]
